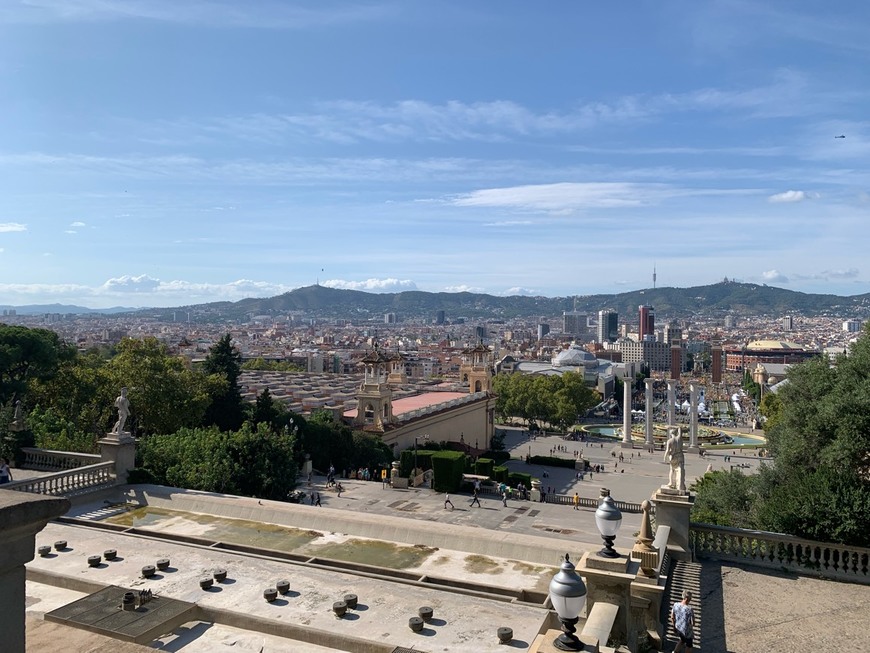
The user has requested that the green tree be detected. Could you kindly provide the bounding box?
[138,422,298,499]
[202,334,245,431]
[758,392,784,432]
[697,324,870,546]
[104,337,215,435]
[241,358,304,372]
[0,325,73,404]
[691,469,757,528]
[27,405,97,454]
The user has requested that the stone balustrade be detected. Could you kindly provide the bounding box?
[5,462,116,497]
[691,522,870,584]
[19,447,100,472]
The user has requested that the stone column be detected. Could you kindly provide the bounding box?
[688,384,700,452]
[652,489,695,561]
[644,378,654,449]
[622,378,633,448]
[0,490,70,653]
[98,431,137,484]
[666,379,676,428]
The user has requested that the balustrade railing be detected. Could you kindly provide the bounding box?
[691,523,870,584]
[5,462,116,497]
[20,447,100,472]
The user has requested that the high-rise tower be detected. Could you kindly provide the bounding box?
[638,305,655,341]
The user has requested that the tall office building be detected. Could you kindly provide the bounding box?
[597,310,619,343]
[638,305,655,341]
[537,323,550,340]
[435,310,445,325]
[562,311,589,337]
[384,313,397,324]
[843,319,862,333]
[782,315,794,331]
[664,322,682,347]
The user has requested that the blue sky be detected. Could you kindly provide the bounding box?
[0,1,868,308]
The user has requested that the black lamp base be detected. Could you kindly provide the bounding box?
[597,534,620,558]
[553,617,583,651]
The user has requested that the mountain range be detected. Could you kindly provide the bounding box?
[128,280,870,322]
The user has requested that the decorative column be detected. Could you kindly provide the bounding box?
[0,491,70,653]
[688,384,700,452]
[666,379,676,428]
[622,377,633,448]
[644,378,654,449]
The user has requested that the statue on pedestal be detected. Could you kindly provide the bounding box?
[663,427,686,493]
[112,387,131,435]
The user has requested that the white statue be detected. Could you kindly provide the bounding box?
[663,427,686,493]
[112,387,131,434]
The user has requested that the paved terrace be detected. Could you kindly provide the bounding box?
[21,425,870,652]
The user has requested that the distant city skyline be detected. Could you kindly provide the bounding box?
[1,1,868,308]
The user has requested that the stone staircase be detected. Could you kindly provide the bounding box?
[662,559,703,651]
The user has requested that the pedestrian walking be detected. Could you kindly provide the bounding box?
[444,493,454,510]
[315,492,322,507]
[502,491,508,507]
[336,482,343,497]
[470,489,481,507]
[572,492,580,510]
[0,457,12,484]
[671,590,695,653]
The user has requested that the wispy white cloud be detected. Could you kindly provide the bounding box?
[0,223,27,232]
[762,269,789,283]
[322,278,417,292]
[69,221,86,227]
[0,0,389,29]
[443,284,484,293]
[768,190,809,203]
[482,220,535,227]
[0,275,298,308]
[793,268,861,282]
[451,182,758,214]
[503,287,538,296]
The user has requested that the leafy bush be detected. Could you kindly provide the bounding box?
[474,458,494,477]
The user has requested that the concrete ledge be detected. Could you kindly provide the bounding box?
[581,601,619,649]
[119,485,592,565]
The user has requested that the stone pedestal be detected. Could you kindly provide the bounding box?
[98,432,136,484]
[578,551,638,649]
[652,489,695,561]
[0,490,70,653]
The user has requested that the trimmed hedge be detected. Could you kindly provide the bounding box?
[431,451,467,492]
[492,465,508,483]
[475,458,494,478]
[400,448,437,477]
[528,455,576,469]
[508,471,534,488]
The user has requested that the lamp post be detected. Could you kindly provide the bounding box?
[548,553,587,651]
[413,434,429,482]
[594,487,623,558]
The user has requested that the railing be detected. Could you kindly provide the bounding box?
[545,492,645,513]
[5,462,116,497]
[20,447,100,472]
[691,523,870,584]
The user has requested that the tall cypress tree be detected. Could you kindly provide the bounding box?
[202,333,245,431]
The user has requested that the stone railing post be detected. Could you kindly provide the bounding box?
[0,490,70,653]
[652,488,695,561]
[98,430,136,485]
